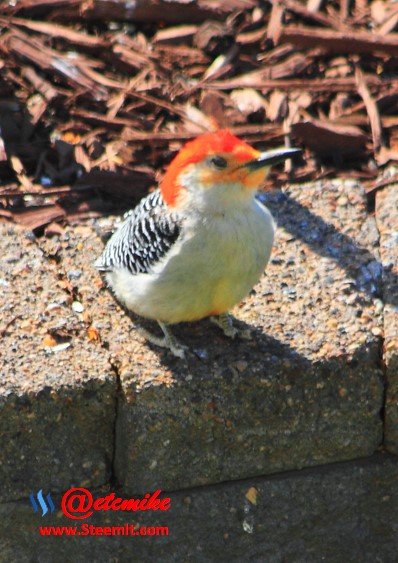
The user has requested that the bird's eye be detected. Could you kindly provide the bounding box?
[209,156,228,169]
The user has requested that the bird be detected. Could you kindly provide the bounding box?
[94,129,301,358]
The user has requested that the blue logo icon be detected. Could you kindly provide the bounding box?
[29,490,55,516]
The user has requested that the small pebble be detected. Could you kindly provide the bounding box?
[194,348,208,361]
[235,360,248,372]
[67,269,83,280]
[47,342,71,353]
[374,299,384,315]
[72,301,84,313]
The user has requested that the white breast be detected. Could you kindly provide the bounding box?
[108,198,275,324]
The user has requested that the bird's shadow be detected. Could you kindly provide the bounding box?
[136,314,310,370]
[110,300,309,371]
[264,189,396,309]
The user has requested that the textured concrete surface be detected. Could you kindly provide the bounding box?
[0,224,116,502]
[110,180,384,493]
[0,180,386,499]
[1,454,397,562]
[376,186,398,453]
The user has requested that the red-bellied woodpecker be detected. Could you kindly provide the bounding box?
[94,130,300,357]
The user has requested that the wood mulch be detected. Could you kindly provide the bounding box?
[1,0,398,231]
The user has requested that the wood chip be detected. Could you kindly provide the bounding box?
[292,119,368,156]
[355,66,384,153]
[280,25,398,56]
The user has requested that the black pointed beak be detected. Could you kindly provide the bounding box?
[244,147,302,170]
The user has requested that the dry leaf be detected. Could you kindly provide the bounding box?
[43,334,57,347]
[245,486,258,505]
[87,326,100,342]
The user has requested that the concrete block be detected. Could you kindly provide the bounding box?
[1,454,397,562]
[376,186,398,452]
[0,225,116,502]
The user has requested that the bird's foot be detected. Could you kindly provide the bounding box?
[138,322,187,358]
[210,313,252,340]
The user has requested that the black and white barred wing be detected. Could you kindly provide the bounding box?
[94,190,181,275]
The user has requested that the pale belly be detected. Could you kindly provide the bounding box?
[108,201,275,324]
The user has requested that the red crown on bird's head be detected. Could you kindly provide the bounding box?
[161,130,259,206]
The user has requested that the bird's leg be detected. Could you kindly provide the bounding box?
[117,299,187,358]
[210,313,237,338]
[158,322,188,358]
[210,313,252,340]
[137,321,187,358]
